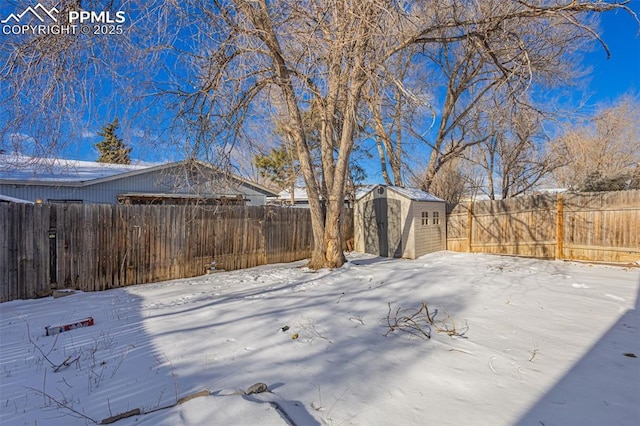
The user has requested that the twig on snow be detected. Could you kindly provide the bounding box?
[25,387,98,424]
[385,301,468,339]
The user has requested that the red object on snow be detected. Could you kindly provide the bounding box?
[45,317,94,336]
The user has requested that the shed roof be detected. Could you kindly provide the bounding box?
[356,185,444,202]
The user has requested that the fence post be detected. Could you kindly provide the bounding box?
[556,193,564,260]
[467,202,473,252]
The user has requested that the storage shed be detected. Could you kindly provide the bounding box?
[354,185,446,259]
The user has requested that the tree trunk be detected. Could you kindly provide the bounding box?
[322,199,346,268]
[375,136,393,185]
[307,202,327,269]
[486,148,496,200]
[421,148,440,192]
[238,0,330,269]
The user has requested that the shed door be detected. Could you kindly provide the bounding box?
[363,199,379,255]
[363,198,401,257]
[387,199,401,257]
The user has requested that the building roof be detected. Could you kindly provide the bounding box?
[0,194,33,203]
[277,185,444,203]
[277,187,311,201]
[356,184,444,202]
[0,154,149,184]
[0,155,278,196]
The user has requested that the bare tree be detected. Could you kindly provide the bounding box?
[495,110,557,198]
[0,1,177,158]
[464,96,559,199]
[416,156,475,204]
[551,94,640,190]
[364,47,434,186]
[162,0,392,267]
[409,1,627,193]
[2,0,635,269]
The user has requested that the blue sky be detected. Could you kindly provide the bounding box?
[2,2,639,175]
[582,6,640,105]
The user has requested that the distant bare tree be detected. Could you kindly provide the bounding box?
[410,1,626,193]
[465,96,559,199]
[417,157,474,205]
[551,95,640,190]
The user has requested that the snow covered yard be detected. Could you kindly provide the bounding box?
[1,251,638,426]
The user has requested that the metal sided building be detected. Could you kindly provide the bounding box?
[0,156,278,206]
[354,185,446,259]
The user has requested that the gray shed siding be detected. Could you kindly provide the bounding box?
[354,185,445,259]
[0,165,272,205]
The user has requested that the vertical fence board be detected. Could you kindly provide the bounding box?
[0,205,5,301]
[0,204,9,302]
[19,204,31,299]
[0,205,8,302]
[9,203,19,301]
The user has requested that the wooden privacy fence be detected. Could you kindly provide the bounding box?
[446,190,640,263]
[0,204,354,302]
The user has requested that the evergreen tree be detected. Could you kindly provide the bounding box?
[95,118,132,164]
[580,170,629,192]
[255,145,299,189]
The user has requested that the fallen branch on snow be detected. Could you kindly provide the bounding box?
[385,302,468,339]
